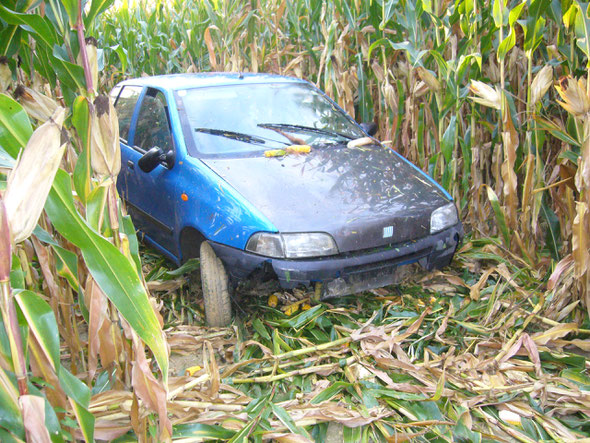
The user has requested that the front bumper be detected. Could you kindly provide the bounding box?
[210,223,463,298]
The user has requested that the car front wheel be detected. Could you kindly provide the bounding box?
[199,241,232,327]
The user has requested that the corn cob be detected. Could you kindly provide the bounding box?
[4,107,66,244]
[13,84,58,122]
[90,95,121,177]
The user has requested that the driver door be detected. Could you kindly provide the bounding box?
[122,87,179,255]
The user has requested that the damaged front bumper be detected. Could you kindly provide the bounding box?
[210,223,463,298]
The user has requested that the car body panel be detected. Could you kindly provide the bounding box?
[113,73,462,290]
[115,80,280,263]
[202,143,450,252]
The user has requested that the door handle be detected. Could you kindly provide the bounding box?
[127,160,135,170]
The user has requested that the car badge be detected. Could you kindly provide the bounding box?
[383,226,393,238]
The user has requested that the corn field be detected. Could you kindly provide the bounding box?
[0,0,589,441]
[97,0,590,319]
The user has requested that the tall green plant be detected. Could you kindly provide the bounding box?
[0,0,169,440]
[95,0,590,319]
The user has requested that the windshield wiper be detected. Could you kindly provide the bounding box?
[257,123,353,141]
[194,128,287,146]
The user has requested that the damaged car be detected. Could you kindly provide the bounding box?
[110,73,463,326]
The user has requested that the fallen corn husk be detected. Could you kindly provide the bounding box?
[498,409,522,426]
[268,294,279,308]
[347,137,373,148]
[90,95,121,177]
[4,107,66,244]
[264,144,311,157]
[13,84,58,122]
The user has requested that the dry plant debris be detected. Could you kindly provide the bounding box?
[91,244,590,441]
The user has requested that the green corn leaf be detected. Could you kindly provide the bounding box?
[85,0,116,33]
[14,290,60,370]
[270,403,311,438]
[120,214,142,275]
[278,304,324,329]
[533,116,581,147]
[45,169,169,383]
[59,0,79,28]
[51,46,86,93]
[0,6,59,48]
[311,381,351,404]
[456,53,482,83]
[497,26,516,61]
[72,96,92,204]
[26,384,63,442]
[0,93,32,159]
[0,428,22,443]
[390,41,428,67]
[10,252,24,290]
[173,423,236,440]
[69,402,94,443]
[0,25,20,57]
[58,365,91,408]
[540,199,561,261]
[252,318,271,341]
[58,366,94,442]
[575,1,590,65]
[343,426,362,443]
[484,185,510,247]
[561,368,590,389]
[441,114,456,163]
[0,368,24,439]
[0,145,15,169]
[85,183,109,232]
[509,1,526,27]
[492,0,507,28]
[521,0,549,55]
[53,244,80,292]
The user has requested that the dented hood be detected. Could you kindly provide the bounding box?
[201,144,451,252]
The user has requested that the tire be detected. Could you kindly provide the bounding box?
[199,241,232,327]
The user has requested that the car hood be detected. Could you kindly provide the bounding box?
[201,144,451,253]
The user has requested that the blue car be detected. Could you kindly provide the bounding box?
[110,73,462,326]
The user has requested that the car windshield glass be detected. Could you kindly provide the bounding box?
[178,82,366,157]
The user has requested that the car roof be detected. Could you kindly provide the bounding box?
[117,72,308,91]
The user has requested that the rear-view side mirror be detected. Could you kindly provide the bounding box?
[360,122,378,136]
[138,147,174,173]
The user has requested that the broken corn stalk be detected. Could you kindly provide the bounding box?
[286,144,311,153]
[264,149,286,157]
[268,294,279,307]
[347,137,373,148]
[264,144,311,157]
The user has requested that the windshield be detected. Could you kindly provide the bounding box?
[177,82,366,157]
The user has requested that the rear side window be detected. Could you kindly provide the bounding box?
[114,85,142,143]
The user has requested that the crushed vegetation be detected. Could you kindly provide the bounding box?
[90,241,590,441]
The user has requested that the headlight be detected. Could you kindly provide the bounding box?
[430,203,459,234]
[246,232,339,258]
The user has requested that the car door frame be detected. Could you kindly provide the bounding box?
[116,85,183,260]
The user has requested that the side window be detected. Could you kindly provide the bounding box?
[134,89,173,153]
[114,85,142,143]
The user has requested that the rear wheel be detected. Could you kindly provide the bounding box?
[199,241,232,327]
